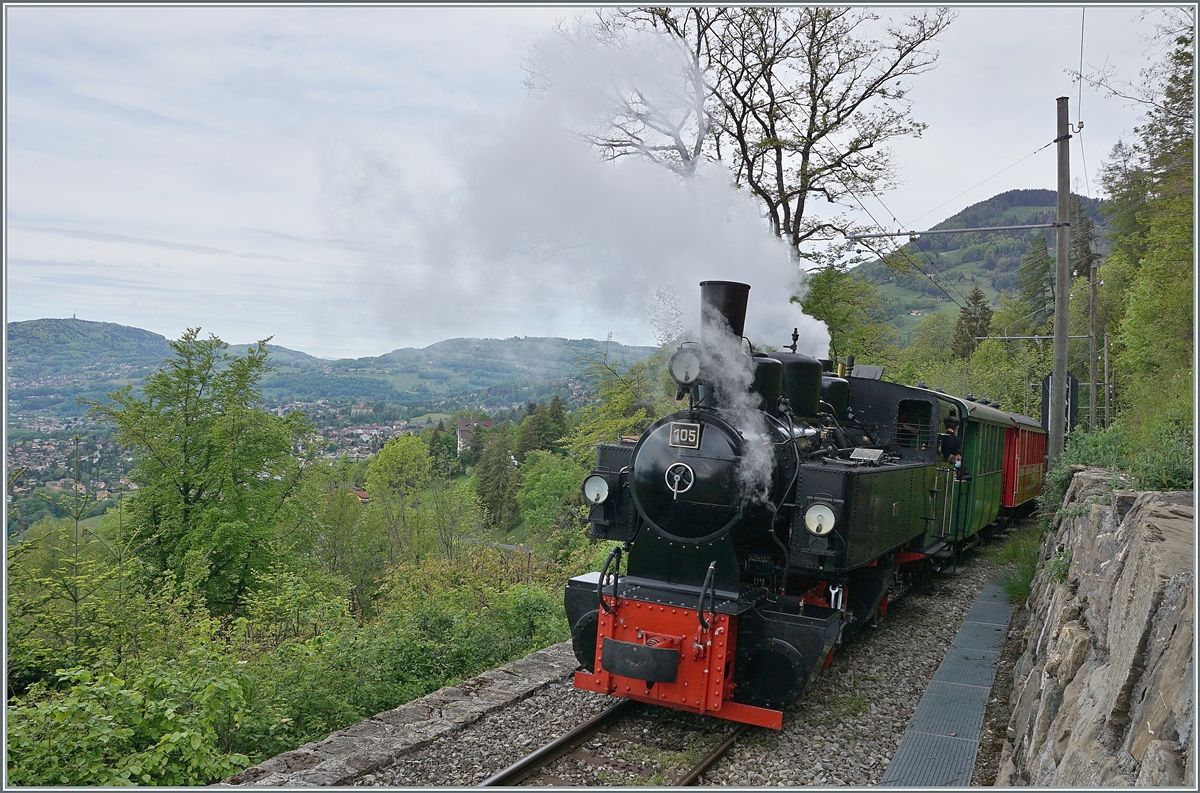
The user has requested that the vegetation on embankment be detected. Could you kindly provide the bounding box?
[5,332,635,785]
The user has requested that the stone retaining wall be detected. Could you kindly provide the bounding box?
[997,466,1194,786]
[219,641,578,786]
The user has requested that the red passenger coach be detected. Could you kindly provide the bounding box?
[1002,414,1046,508]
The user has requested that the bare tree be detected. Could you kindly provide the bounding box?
[524,12,712,176]
[1074,7,1194,124]
[533,7,955,261]
[704,8,954,256]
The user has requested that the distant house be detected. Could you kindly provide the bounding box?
[353,489,369,504]
[456,419,493,457]
[350,403,372,415]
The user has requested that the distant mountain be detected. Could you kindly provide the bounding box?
[6,319,657,416]
[852,189,1107,339]
[261,336,657,412]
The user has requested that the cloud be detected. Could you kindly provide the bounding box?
[12,225,306,263]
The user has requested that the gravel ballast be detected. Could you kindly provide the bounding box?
[360,552,1004,787]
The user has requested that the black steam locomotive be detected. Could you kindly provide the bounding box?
[564,280,1044,729]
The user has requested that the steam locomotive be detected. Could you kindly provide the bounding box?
[564,281,1046,729]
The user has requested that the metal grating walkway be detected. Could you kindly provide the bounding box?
[879,582,1014,786]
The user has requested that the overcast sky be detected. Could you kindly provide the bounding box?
[5,5,1178,359]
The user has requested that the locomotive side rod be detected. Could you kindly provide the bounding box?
[477,699,635,786]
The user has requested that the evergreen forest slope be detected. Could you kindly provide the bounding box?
[853,189,1106,340]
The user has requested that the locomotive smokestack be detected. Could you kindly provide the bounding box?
[699,281,750,343]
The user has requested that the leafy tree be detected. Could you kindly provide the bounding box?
[88,330,313,614]
[7,517,114,693]
[308,483,383,617]
[1089,16,1193,438]
[516,403,561,461]
[547,394,568,440]
[421,421,459,477]
[516,451,588,540]
[426,479,486,559]
[950,287,993,359]
[795,264,895,364]
[565,347,672,460]
[1069,194,1101,284]
[365,434,432,564]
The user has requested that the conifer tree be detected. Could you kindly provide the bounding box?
[1013,233,1055,333]
[951,287,993,359]
[475,426,519,530]
[547,395,568,440]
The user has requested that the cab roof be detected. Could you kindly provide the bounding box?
[906,385,1036,428]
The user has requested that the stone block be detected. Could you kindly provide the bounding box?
[1104,497,1193,735]
[1134,739,1184,786]
[1007,659,1043,760]
[1029,675,1063,754]
[374,703,432,727]
[1050,671,1085,764]
[336,719,394,741]
[1054,742,1132,787]
[1123,574,1193,763]
[1111,490,1138,522]
[1045,620,1090,687]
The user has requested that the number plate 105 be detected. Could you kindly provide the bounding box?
[668,421,701,449]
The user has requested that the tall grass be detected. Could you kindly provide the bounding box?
[991,528,1043,604]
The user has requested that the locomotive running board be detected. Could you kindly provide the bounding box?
[573,671,783,730]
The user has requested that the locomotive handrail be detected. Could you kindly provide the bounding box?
[598,545,622,613]
[697,562,717,631]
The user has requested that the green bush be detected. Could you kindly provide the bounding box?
[225,553,573,760]
[7,652,250,786]
[1047,549,1071,584]
[1130,396,1194,491]
[1040,423,1132,513]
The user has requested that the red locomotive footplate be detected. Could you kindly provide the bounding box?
[573,594,784,730]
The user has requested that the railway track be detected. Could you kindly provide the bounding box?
[479,699,751,787]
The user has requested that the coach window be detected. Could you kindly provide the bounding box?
[896,400,934,449]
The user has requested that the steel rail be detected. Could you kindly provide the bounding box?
[675,722,751,786]
[477,699,635,786]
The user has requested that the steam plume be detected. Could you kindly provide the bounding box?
[343,25,830,356]
[699,315,777,505]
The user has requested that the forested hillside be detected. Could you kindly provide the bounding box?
[6,331,664,784]
[6,319,655,415]
[850,189,1107,340]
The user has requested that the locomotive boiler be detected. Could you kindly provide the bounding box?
[563,280,1045,729]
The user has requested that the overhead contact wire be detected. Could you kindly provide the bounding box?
[903,139,1058,228]
[807,148,965,309]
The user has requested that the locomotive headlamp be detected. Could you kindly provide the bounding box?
[804,503,836,536]
[582,475,610,505]
[669,348,702,385]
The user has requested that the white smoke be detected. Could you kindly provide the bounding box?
[340,24,830,357]
[698,315,777,505]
